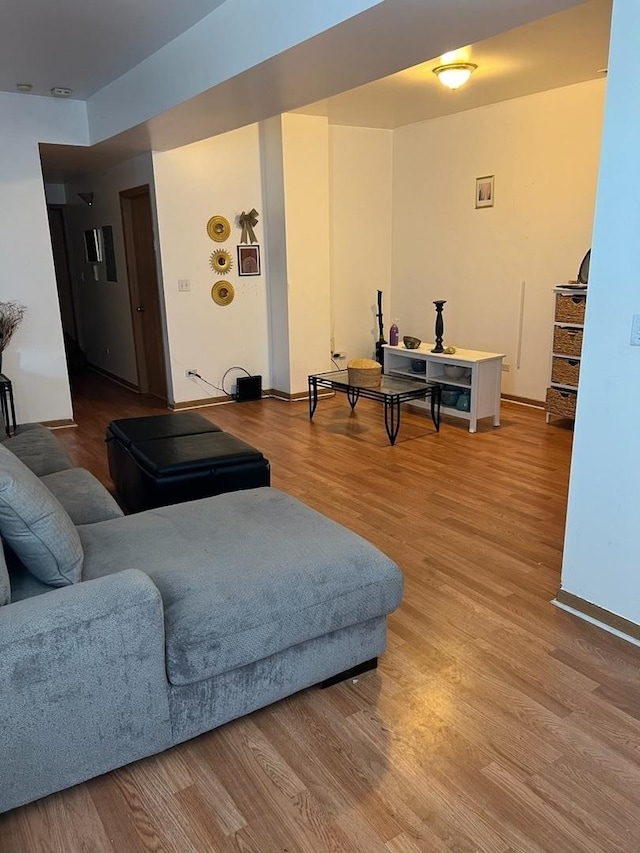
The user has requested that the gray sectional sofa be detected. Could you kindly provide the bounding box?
[0,424,403,814]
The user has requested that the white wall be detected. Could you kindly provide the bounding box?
[391,80,605,401]
[0,93,88,423]
[153,124,270,403]
[330,126,393,363]
[561,0,640,625]
[65,154,157,387]
[280,114,332,392]
[260,117,290,392]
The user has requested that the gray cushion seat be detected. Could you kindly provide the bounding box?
[79,487,404,686]
[1,423,75,477]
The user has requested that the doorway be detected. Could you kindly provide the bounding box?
[120,185,168,401]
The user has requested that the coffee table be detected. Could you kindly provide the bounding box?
[308,370,441,445]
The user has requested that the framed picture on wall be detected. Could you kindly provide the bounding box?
[237,245,261,276]
[475,175,495,209]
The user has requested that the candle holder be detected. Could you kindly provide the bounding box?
[431,300,446,353]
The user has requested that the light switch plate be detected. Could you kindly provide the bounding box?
[631,314,640,346]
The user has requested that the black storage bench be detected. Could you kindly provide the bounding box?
[106,412,270,512]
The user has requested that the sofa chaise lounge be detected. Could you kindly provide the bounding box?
[0,423,403,814]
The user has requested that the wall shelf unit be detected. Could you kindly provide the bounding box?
[383,344,504,433]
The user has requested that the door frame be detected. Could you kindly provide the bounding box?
[120,184,168,398]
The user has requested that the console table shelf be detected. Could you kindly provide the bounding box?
[383,344,504,433]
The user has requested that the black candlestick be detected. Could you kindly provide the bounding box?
[431,300,446,353]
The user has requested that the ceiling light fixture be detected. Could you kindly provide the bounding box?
[433,62,477,90]
[16,83,33,93]
[78,192,94,207]
[50,86,72,97]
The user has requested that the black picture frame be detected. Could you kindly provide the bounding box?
[237,245,261,276]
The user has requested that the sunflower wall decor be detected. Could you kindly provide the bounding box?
[211,281,235,306]
[210,248,233,275]
[206,215,231,242]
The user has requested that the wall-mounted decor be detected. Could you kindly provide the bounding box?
[237,245,261,276]
[83,228,103,263]
[210,248,233,275]
[238,208,259,244]
[211,281,235,306]
[475,175,494,209]
[102,225,117,281]
[207,215,230,242]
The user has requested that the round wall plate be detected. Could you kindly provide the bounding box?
[210,248,233,274]
[207,215,231,242]
[211,281,235,306]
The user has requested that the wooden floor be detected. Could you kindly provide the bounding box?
[3,373,640,852]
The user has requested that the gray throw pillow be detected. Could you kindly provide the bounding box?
[0,444,83,586]
[0,539,9,606]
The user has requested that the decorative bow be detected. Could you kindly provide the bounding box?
[239,208,259,244]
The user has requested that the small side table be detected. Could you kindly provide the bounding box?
[0,374,17,437]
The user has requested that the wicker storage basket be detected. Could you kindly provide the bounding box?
[347,358,382,387]
[555,292,586,324]
[551,356,580,387]
[545,387,577,419]
[553,326,583,357]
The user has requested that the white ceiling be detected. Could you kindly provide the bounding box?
[0,0,227,98]
[294,0,612,129]
[31,0,610,181]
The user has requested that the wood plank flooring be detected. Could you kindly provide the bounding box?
[3,372,640,852]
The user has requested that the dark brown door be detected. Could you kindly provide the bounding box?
[47,205,77,340]
[120,185,167,400]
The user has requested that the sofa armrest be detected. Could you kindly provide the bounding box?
[0,570,172,813]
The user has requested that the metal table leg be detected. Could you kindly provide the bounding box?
[346,387,360,410]
[0,386,7,437]
[430,385,441,432]
[384,395,401,445]
[6,381,16,436]
[308,376,319,419]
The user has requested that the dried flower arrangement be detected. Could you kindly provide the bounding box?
[0,301,26,353]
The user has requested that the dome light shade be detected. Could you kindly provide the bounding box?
[433,62,477,90]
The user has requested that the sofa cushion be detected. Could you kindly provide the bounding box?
[40,469,124,525]
[1,424,74,476]
[0,445,83,586]
[79,488,403,686]
[0,540,9,606]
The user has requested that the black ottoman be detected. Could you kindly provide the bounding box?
[106,413,270,512]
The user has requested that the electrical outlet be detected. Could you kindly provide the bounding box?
[332,351,346,359]
[631,314,640,346]
[178,279,191,292]
[186,369,198,378]
[502,362,510,372]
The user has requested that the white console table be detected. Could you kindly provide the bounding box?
[383,344,504,433]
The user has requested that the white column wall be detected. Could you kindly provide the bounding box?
[329,126,393,364]
[260,117,290,394]
[560,0,640,624]
[0,93,88,423]
[281,114,332,393]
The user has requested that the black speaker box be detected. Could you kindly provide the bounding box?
[236,375,262,402]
